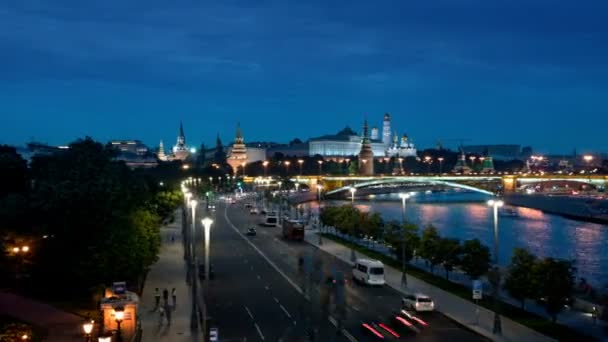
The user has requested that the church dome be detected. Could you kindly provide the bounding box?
[384,113,391,121]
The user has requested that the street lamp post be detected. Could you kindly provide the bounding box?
[263,161,269,177]
[487,199,504,335]
[114,307,124,342]
[82,319,94,342]
[189,199,199,330]
[298,159,304,175]
[583,155,594,192]
[241,162,247,177]
[424,156,432,174]
[317,160,323,175]
[398,193,410,286]
[398,157,404,174]
[316,184,323,202]
[285,160,291,176]
[349,187,356,205]
[201,218,214,281]
[438,157,444,175]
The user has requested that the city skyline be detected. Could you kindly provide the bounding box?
[1,1,608,153]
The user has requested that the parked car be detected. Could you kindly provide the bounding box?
[246,227,257,236]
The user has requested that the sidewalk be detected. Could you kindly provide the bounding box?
[305,229,554,342]
[0,292,84,342]
[140,215,200,342]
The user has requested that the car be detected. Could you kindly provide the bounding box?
[249,208,259,215]
[245,203,253,208]
[246,227,257,236]
[352,259,385,286]
[401,293,435,312]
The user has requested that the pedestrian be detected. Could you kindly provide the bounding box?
[158,306,165,325]
[154,288,160,307]
[162,288,169,304]
[164,303,172,325]
[171,288,176,307]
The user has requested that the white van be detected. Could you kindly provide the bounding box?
[401,292,435,312]
[352,259,385,286]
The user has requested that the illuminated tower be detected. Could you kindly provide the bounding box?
[157,140,166,161]
[371,127,379,140]
[382,113,391,147]
[227,123,249,175]
[172,121,189,161]
[358,119,375,176]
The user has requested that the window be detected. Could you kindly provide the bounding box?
[370,267,384,275]
[417,297,432,303]
[358,264,368,272]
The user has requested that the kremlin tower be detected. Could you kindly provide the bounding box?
[358,119,375,176]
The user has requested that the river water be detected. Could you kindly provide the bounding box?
[301,190,608,287]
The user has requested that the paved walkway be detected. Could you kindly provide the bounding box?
[140,215,201,342]
[305,229,554,342]
[0,292,84,342]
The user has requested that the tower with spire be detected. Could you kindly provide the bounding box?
[157,140,167,161]
[227,123,249,175]
[452,146,472,174]
[358,119,375,176]
[172,121,189,161]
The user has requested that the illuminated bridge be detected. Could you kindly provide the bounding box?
[288,175,608,198]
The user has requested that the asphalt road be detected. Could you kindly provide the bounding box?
[197,201,350,342]
[221,196,489,342]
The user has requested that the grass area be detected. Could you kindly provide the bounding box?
[0,314,46,342]
[321,233,599,342]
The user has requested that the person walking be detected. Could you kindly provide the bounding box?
[162,288,169,305]
[171,288,176,307]
[158,306,165,326]
[164,303,172,325]
[154,288,160,307]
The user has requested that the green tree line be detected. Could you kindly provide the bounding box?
[0,138,182,297]
[319,205,576,321]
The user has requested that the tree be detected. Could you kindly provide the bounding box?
[385,221,420,264]
[504,248,538,309]
[460,239,491,280]
[438,238,461,280]
[534,258,575,323]
[359,212,383,239]
[418,225,441,272]
[196,143,206,168]
[0,145,28,197]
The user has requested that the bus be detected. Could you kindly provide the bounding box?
[282,219,305,241]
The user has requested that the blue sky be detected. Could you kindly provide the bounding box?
[1,0,607,153]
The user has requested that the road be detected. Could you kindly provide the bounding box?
[214,196,488,341]
[199,201,349,342]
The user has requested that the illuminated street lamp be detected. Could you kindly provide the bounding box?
[424,156,432,174]
[82,319,94,341]
[583,155,594,192]
[201,217,214,281]
[284,160,291,176]
[241,161,247,177]
[398,157,404,174]
[398,192,411,286]
[487,199,504,335]
[97,334,112,342]
[349,187,357,205]
[437,157,444,175]
[263,161,269,177]
[114,306,124,342]
[469,156,477,166]
[298,159,304,175]
[317,160,324,175]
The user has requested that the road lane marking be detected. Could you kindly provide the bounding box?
[254,323,265,341]
[279,304,292,318]
[224,207,304,295]
[264,285,270,290]
[328,316,337,326]
[257,275,261,280]
[245,306,254,320]
[274,297,279,303]
[342,329,358,342]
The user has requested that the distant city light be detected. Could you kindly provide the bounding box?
[190,147,197,153]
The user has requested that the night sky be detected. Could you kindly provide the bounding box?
[1,1,607,153]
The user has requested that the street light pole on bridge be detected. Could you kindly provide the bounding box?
[398,193,411,287]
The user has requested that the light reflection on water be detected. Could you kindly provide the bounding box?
[304,190,608,286]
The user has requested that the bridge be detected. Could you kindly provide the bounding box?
[286,174,608,198]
